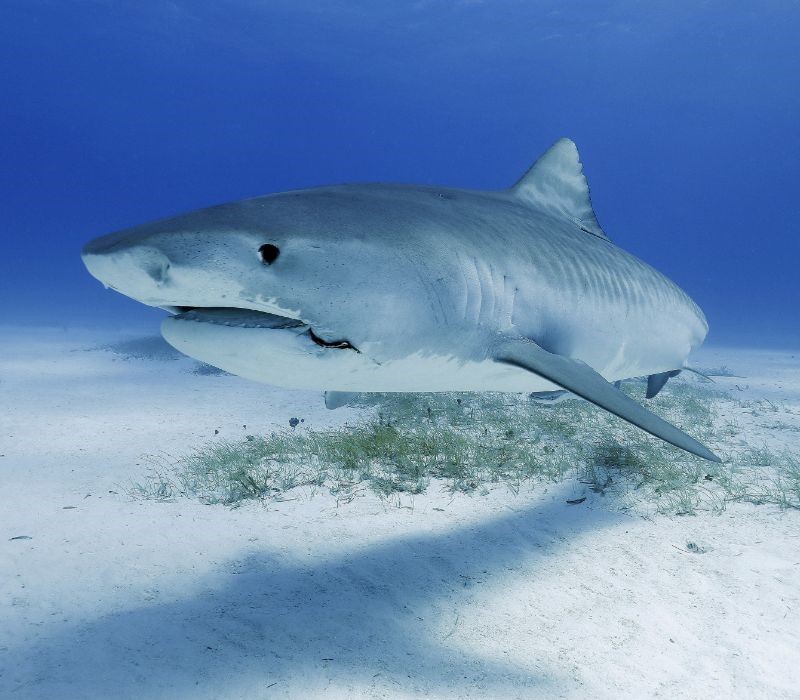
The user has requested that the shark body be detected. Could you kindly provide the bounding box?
[82,139,720,461]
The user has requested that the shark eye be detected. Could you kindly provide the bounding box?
[258,244,280,265]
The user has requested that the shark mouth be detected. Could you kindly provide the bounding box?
[168,307,360,352]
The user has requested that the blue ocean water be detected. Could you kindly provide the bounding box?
[1,1,798,346]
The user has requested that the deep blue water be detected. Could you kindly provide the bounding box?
[2,1,798,346]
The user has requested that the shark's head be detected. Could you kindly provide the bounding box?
[82,187,463,388]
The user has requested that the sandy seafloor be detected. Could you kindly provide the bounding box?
[1,326,798,699]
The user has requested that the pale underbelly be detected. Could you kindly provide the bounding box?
[161,312,688,393]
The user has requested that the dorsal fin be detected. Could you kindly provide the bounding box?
[511,138,609,241]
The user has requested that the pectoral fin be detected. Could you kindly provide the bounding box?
[492,337,721,462]
[646,370,681,399]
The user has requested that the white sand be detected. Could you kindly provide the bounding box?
[1,327,798,699]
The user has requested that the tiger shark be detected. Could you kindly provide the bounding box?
[82,139,720,462]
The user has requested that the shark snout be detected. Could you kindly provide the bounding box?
[82,239,173,301]
[81,227,251,311]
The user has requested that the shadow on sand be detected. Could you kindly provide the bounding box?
[89,334,231,375]
[2,490,624,698]
[89,335,183,362]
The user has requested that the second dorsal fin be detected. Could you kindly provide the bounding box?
[511,138,609,241]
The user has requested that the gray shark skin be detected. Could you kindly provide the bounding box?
[82,139,720,462]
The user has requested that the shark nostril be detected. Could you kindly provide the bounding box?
[144,260,170,284]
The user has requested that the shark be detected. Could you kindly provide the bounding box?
[82,138,720,462]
